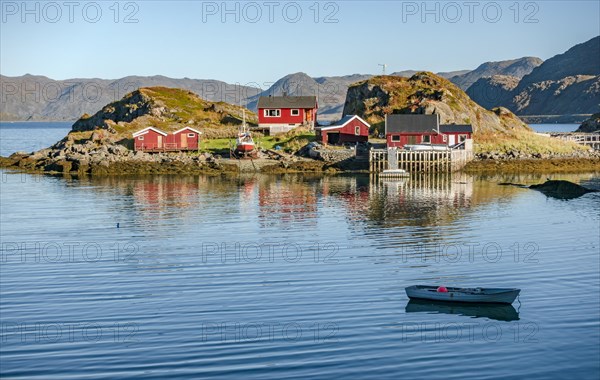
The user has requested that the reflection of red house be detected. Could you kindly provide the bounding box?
[316,115,370,145]
[133,127,168,151]
[257,96,318,134]
[258,182,318,225]
[133,127,202,152]
[385,114,473,148]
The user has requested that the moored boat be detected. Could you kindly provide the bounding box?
[235,109,255,154]
[404,144,449,151]
[405,285,520,304]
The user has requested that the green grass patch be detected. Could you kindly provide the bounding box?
[199,132,316,154]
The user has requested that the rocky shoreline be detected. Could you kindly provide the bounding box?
[2,144,599,176]
[0,134,343,176]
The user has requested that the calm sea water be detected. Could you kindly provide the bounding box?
[529,124,580,133]
[0,121,73,157]
[1,124,599,379]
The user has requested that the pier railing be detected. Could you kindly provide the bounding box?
[370,146,474,173]
[537,132,600,150]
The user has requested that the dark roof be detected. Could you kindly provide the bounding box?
[440,124,473,133]
[385,114,440,134]
[257,96,317,109]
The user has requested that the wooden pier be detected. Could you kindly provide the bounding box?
[538,132,600,150]
[370,144,474,173]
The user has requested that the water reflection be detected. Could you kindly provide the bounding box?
[405,299,520,322]
[257,175,318,228]
[62,172,598,232]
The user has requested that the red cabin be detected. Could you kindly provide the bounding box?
[257,95,318,135]
[316,115,370,145]
[385,114,473,148]
[166,127,202,151]
[133,127,168,151]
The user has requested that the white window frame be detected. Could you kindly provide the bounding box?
[138,136,144,140]
[391,135,400,142]
[291,109,300,116]
[422,135,431,143]
[355,126,361,136]
[264,109,281,117]
[187,133,195,137]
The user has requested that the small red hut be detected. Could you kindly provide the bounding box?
[316,115,370,145]
[167,127,202,151]
[133,127,168,151]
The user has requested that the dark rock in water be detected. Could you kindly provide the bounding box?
[576,113,600,133]
[528,180,599,200]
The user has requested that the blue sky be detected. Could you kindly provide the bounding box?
[1,0,598,86]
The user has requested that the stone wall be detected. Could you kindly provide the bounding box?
[310,148,356,163]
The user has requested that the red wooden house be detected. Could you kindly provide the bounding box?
[133,127,168,151]
[257,95,318,135]
[316,115,370,145]
[385,114,472,148]
[133,126,202,152]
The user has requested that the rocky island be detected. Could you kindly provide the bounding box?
[1,74,598,176]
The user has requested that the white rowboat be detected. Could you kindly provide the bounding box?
[379,168,409,178]
[405,285,520,304]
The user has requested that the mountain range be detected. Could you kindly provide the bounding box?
[467,36,600,118]
[1,36,598,122]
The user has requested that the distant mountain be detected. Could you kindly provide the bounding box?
[450,57,543,90]
[0,75,261,121]
[0,72,372,122]
[467,36,600,117]
[519,38,599,84]
[2,39,598,124]
[466,75,521,110]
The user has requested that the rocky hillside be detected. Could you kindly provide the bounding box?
[72,87,257,139]
[342,72,529,133]
[450,57,543,90]
[467,36,600,117]
[342,73,585,157]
